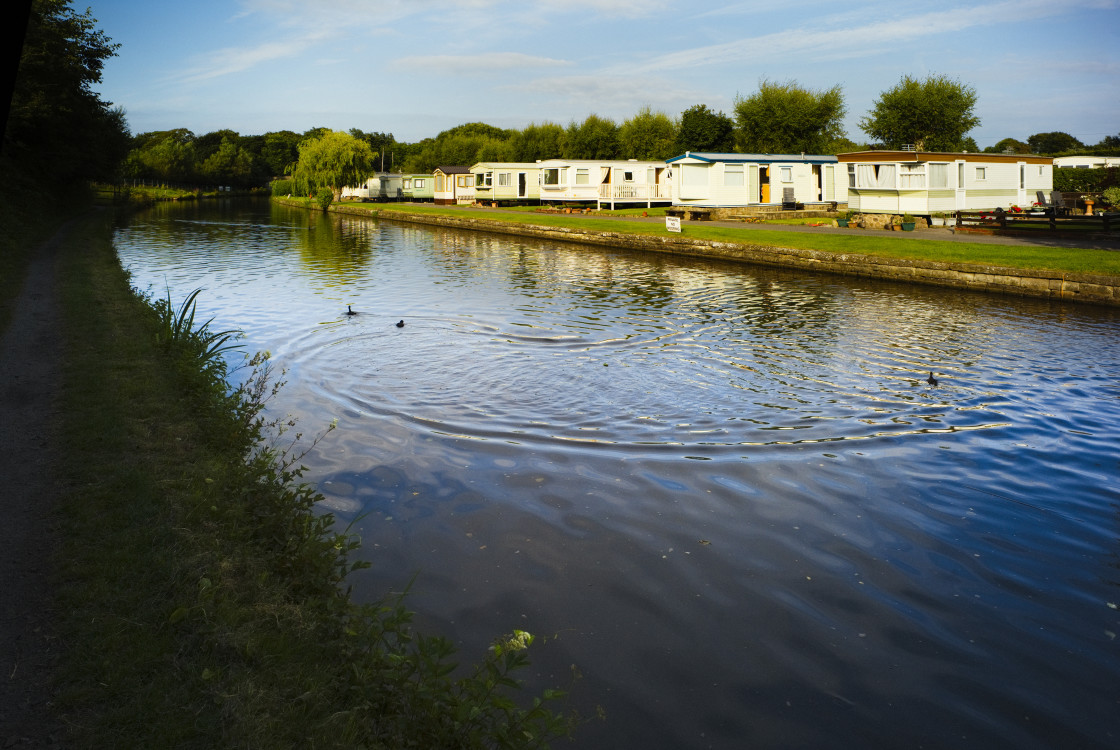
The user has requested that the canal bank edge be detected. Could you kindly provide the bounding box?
[282,199,1120,307]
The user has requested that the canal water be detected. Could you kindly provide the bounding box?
[114,198,1120,749]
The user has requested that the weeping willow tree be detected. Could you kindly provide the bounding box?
[289,130,375,198]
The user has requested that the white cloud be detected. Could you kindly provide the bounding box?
[393,52,572,72]
[504,74,699,119]
[624,0,1062,74]
[172,34,331,84]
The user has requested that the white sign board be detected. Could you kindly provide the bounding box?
[665,216,681,233]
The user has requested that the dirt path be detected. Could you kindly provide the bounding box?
[0,222,69,747]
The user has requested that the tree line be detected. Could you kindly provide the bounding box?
[7,0,1116,198]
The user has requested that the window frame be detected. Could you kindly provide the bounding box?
[724,163,745,187]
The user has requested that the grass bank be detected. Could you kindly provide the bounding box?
[311,199,1120,277]
[48,210,573,748]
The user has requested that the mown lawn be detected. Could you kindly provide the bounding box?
[320,200,1120,277]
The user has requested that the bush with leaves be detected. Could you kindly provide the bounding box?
[1102,186,1120,209]
[149,287,577,749]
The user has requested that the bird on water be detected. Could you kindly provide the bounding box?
[396,320,405,328]
[346,305,358,316]
[927,372,938,386]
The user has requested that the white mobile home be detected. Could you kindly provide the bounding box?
[341,172,403,201]
[535,159,672,208]
[837,151,1053,215]
[433,166,474,205]
[1052,155,1120,169]
[666,152,845,209]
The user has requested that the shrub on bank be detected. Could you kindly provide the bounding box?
[271,178,294,196]
[1054,166,1118,193]
[151,291,577,748]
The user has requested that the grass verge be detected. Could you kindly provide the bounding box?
[52,210,574,748]
[315,200,1120,277]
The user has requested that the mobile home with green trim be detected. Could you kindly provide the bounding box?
[837,151,1053,214]
[470,163,542,204]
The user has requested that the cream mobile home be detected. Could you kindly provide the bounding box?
[666,152,845,209]
[535,159,672,209]
[837,151,1053,215]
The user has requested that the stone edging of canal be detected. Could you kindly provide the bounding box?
[294,200,1120,307]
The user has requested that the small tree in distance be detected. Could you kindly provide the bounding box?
[734,79,846,154]
[1026,131,1084,154]
[674,104,736,154]
[860,74,979,151]
[619,106,679,161]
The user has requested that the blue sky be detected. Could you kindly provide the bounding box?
[91,0,1120,148]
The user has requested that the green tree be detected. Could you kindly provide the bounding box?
[1026,131,1084,154]
[507,122,566,162]
[859,74,979,151]
[564,114,620,159]
[984,137,1031,154]
[1096,132,1120,150]
[435,122,515,142]
[618,106,678,160]
[195,129,241,162]
[734,79,846,154]
[673,104,735,154]
[4,0,131,184]
[290,130,375,198]
[200,136,258,186]
[123,129,198,183]
[258,130,302,176]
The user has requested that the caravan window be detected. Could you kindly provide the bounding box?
[899,164,925,188]
[854,164,896,188]
[780,167,792,182]
[724,164,745,186]
[476,172,492,187]
[498,172,512,187]
[928,163,948,188]
[575,168,590,185]
[543,168,562,186]
[975,167,987,181]
[623,171,634,181]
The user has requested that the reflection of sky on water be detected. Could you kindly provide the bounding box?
[116,199,1120,750]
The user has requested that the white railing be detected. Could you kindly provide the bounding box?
[598,184,671,200]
